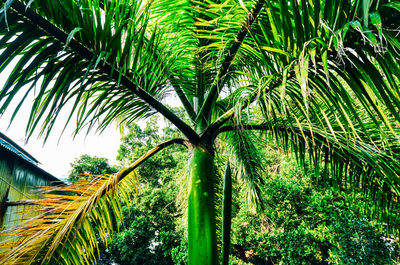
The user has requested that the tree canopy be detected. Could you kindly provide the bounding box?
[71,122,400,264]
[68,154,118,181]
[0,0,400,264]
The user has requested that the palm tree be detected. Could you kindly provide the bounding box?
[0,0,400,264]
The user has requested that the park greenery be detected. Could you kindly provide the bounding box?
[0,0,400,264]
[68,155,118,181]
[69,120,400,264]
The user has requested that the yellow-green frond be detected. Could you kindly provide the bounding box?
[0,138,186,265]
[0,171,139,265]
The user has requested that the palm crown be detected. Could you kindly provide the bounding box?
[0,0,400,264]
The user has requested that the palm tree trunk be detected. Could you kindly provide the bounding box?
[188,146,217,265]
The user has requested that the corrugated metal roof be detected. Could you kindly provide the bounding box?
[0,132,38,165]
[0,132,60,182]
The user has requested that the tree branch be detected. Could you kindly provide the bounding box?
[200,75,288,141]
[8,0,200,144]
[5,199,37,206]
[170,75,197,121]
[217,124,275,135]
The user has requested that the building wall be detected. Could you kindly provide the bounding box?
[0,153,56,233]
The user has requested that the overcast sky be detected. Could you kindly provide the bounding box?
[0,111,121,180]
[0,57,180,180]
[0,62,121,180]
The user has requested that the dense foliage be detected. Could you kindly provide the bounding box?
[231,163,400,264]
[72,122,399,264]
[1,0,400,264]
[68,155,118,181]
[99,184,187,265]
[117,116,186,184]
[99,118,189,264]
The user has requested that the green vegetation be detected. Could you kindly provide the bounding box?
[0,1,400,264]
[74,121,399,264]
[230,166,400,264]
[68,155,118,181]
[99,183,186,265]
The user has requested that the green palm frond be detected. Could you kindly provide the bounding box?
[150,0,197,94]
[197,0,265,122]
[207,1,400,222]
[223,56,400,229]
[221,129,265,210]
[219,117,400,234]
[0,0,198,142]
[237,0,400,136]
[287,122,400,235]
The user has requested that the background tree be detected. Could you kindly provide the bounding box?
[117,115,187,185]
[68,155,118,181]
[229,143,400,264]
[99,180,187,265]
[0,1,400,265]
[95,119,188,265]
[76,120,399,264]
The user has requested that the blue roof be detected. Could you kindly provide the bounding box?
[0,132,38,165]
[0,132,60,182]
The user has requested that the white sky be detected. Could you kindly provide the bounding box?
[0,94,178,180]
[0,62,122,180]
[0,113,121,180]
[0,56,180,181]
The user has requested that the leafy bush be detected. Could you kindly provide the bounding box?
[68,154,118,181]
[231,169,399,265]
[98,183,187,265]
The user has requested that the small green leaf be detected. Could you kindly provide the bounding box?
[362,0,372,27]
[370,12,382,40]
[64,27,83,51]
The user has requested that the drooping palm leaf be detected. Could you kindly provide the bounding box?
[0,138,187,265]
[0,0,199,142]
[0,171,138,265]
[219,115,400,235]
[221,129,265,209]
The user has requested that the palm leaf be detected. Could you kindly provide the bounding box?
[205,2,400,224]
[221,129,265,210]
[237,0,400,135]
[0,0,199,142]
[0,171,139,265]
[0,138,187,265]
[219,115,400,235]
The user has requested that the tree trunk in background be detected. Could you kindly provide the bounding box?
[188,146,217,265]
